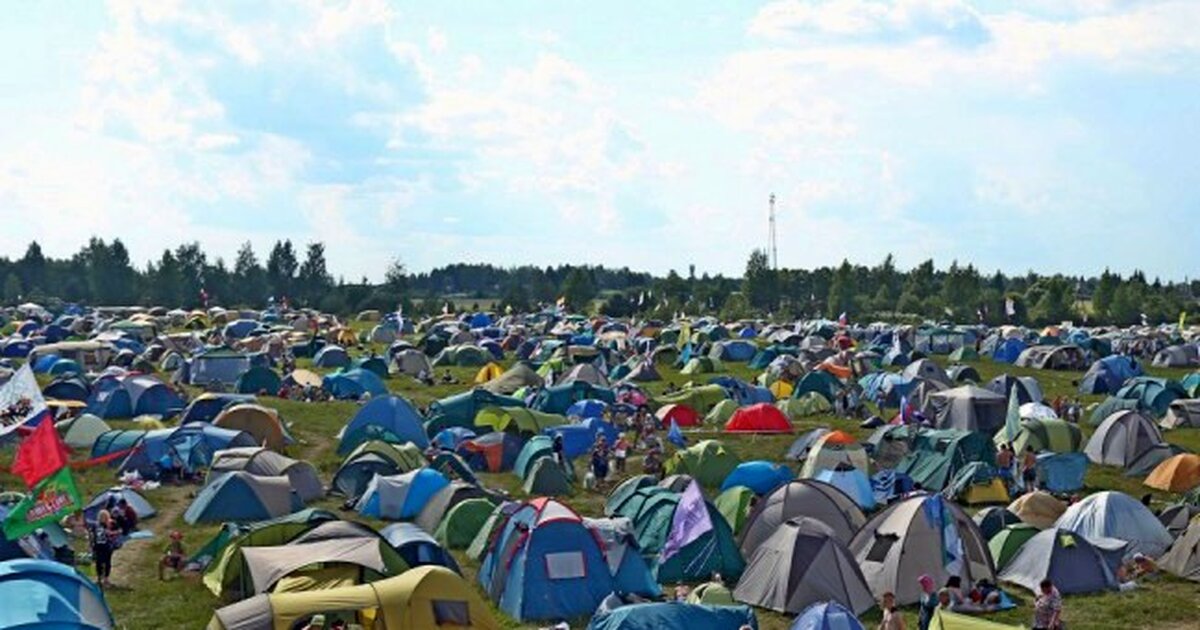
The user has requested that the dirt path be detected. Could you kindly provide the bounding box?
[106,483,192,588]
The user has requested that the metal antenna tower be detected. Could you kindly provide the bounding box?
[768,193,778,269]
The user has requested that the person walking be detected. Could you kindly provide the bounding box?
[91,509,118,588]
[1032,579,1063,630]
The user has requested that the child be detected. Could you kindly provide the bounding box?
[878,592,906,630]
[159,530,185,580]
[613,435,630,474]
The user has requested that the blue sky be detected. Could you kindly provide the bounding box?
[1,0,1197,281]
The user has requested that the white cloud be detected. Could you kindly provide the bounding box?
[750,0,988,45]
[427,26,448,54]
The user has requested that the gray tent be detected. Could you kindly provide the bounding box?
[1152,345,1199,368]
[928,385,1006,434]
[901,359,952,387]
[522,457,573,496]
[1158,503,1200,539]
[733,517,874,615]
[392,349,433,377]
[849,494,995,605]
[56,414,112,450]
[209,447,324,502]
[1085,410,1166,468]
[1160,399,1200,429]
[414,481,496,533]
[621,360,661,383]
[557,363,610,388]
[482,362,543,394]
[1054,491,1173,558]
[238,536,395,595]
[998,528,1125,595]
[739,479,866,557]
[1159,514,1200,581]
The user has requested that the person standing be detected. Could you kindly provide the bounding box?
[1021,446,1039,491]
[878,592,907,630]
[1032,579,1063,630]
[91,510,118,588]
[917,574,938,630]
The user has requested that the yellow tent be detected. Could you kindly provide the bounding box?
[1144,454,1200,493]
[962,478,1010,505]
[214,404,289,451]
[209,566,500,630]
[474,362,504,384]
[930,609,1025,630]
[769,379,794,400]
[1008,490,1066,529]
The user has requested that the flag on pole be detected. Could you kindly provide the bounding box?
[667,419,686,448]
[0,364,46,440]
[1180,311,1188,330]
[659,481,712,562]
[12,416,68,488]
[1005,298,1016,318]
[1004,385,1021,445]
[2,467,82,540]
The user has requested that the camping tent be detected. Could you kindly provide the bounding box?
[208,448,324,503]
[996,418,1082,454]
[928,386,1006,435]
[1159,515,1200,582]
[739,479,866,556]
[998,528,1124,595]
[1054,491,1173,557]
[337,395,429,455]
[214,404,293,452]
[356,469,450,520]
[1007,491,1066,529]
[522,458,574,496]
[664,440,741,487]
[733,517,874,615]
[209,566,499,630]
[623,489,745,583]
[1144,454,1200,493]
[331,441,426,500]
[849,494,995,605]
[379,522,460,573]
[725,403,792,433]
[1085,410,1167,468]
[800,431,869,478]
[323,369,388,400]
[987,523,1039,570]
[0,559,115,629]
[477,498,659,622]
[56,414,111,450]
[435,498,496,549]
[721,461,793,495]
[587,602,758,630]
[1160,399,1200,429]
[184,472,303,524]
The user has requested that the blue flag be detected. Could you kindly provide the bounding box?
[667,419,686,447]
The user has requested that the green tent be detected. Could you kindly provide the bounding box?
[793,370,843,403]
[654,385,730,415]
[609,487,673,521]
[605,475,658,516]
[628,491,745,583]
[474,406,567,434]
[514,435,555,479]
[522,457,573,496]
[434,498,496,549]
[995,418,1082,453]
[896,429,996,492]
[687,581,736,605]
[680,356,723,375]
[1088,396,1143,427]
[714,485,756,535]
[948,347,980,362]
[705,399,740,425]
[466,503,514,562]
[777,393,831,420]
[665,439,742,487]
[988,523,1039,571]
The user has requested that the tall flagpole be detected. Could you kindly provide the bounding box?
[768,193,777,270]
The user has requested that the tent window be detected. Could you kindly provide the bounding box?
[545,550,587,579]
[432,599,471,626]
[866,533,899,563]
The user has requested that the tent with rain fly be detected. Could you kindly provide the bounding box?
[664,440,741,487]
[739,479,866,556]
[379,522,460,573]
[331,441,426,500]
[1007,491,1066,529]
[998,527,1125,595]
[337,395,428,455]
[214,404,293,452]
[323,368,388,400]
[733,516,874,615]
[721,461,793,495]
[623,488,745,583]
[355,468,450,520]
[425,388,526,433]
[725,402,792,433]
[457,431,523,473]
[849,494,995,605]
[184,472,304,524]
[208,448,324,503]
[714,486,757,536]
[1085,410,1169,469]
[800,431,870,478]
[1054,491,1173,557]
[0,559,115,630]
[928,386,1006,435]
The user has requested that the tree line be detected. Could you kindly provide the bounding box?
[0,240,1194,326]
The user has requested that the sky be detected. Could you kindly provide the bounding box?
[1,0,1198,282]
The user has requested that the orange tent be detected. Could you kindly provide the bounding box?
[1145,454,1200,493]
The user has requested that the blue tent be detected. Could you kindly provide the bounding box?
[432,427,476,450]
[791,601,864,630]
[338,395,429,455]
[31,353,60,373]
[709,376,774,405]
[566,399,608,419]
[43,375,90,402]
[815,468,876,510]
[47,359,82,376]
[588,602,758,630]
[1036,452,1088,494]
[180,393,256,424]
[479,498,659,622]
[357,468,450,520]
[82,487,156,525]
[721,461,794,495]
[2,339,33,358]
[85,374,185,419]
[222,319,261,339]
[313,345,351,368]
[543,418,620,459]
[118,424,258,480]
[183,471,303,524]
[352,356,389,379]
[323,368,388,400]
[379,522,461,574]
[1080,355,1144,395]
[712,340,758,362]
[0,559,115,629]
[992,338,1028,364]
[1115,377,1186,417]
[187,350,252,386]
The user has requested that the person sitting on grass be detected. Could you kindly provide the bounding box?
[158,531,185,581]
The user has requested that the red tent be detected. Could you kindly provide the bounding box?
[724,403,792,434]
[655,403,700,427]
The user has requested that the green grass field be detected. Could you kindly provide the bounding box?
[16,338,1200,629]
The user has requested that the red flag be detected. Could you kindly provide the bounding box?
[12,414,69,488]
